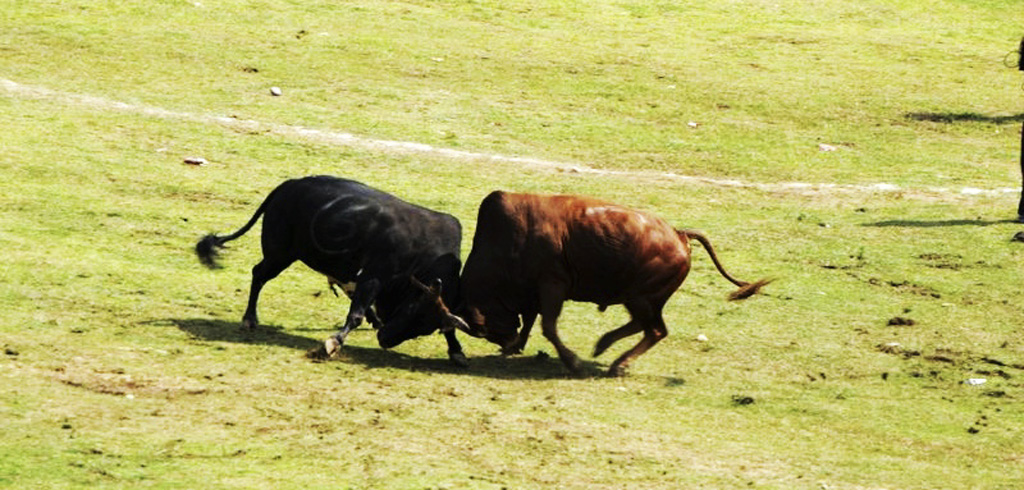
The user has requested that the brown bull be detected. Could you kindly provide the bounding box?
[454,191,770,377]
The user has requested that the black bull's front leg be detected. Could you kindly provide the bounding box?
[323,275,471,367]
[324,278,381,357]
[327,276,382,329]
[442,330,469,367]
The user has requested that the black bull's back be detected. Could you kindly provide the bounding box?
[195,175,469,366]
[263,177,460,288]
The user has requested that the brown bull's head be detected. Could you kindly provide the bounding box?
[455,303,520,350]
[456,305,489,339]
[410,277,522,350]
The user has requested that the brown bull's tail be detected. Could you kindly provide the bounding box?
[677,229,772,300]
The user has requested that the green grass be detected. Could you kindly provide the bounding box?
[3,0,1021,185]
[2,1,1024,488]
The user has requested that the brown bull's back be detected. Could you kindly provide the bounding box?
[559,197,691,305]
[463,191,691,322]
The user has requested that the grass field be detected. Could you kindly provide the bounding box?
[2,1,1023,488]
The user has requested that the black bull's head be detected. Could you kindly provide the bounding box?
[374,276,475,349]
[391,278,519,351]
[423,284,520,351]
[407,276,472,335]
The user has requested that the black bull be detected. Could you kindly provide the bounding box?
[194,175,470,366]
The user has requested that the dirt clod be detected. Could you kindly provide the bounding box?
[305,345,331,361]
[731,395,755,406]
[878,342,902,354]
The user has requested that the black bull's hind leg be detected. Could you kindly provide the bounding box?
[242,258,294,330]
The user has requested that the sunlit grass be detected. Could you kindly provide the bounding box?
[2,1,1024,488]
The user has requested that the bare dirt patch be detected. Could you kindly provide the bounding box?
[51,364,209,398]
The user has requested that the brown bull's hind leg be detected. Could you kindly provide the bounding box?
[593,318,643,358]
[606,305,668,377]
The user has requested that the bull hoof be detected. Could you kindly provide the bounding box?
[606,365,627,377]
[501,344,524,356]
[449,352,469,368]
[241,318,258,330]
[324,336,343,358]
[563,356,585,377]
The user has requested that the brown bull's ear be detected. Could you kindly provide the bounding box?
[468,307,486,328]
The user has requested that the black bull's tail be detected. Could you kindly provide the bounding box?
[677,229,772,300]
[195,195,272,269]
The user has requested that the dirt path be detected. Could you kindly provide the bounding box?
[3,77,1018,200]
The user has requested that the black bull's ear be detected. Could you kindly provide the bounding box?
[408,276,474,336]
[410,275,441,296]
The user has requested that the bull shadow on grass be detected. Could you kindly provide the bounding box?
[862,218,1018,228]
[155,318,606,380]
[905,111,1024,124]
[336,344,608,380]
[155,318,322,351]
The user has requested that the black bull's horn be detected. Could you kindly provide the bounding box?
[409,276,474,336]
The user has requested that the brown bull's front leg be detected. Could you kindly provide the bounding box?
[501,310,537,356]
[537,283,582,376]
